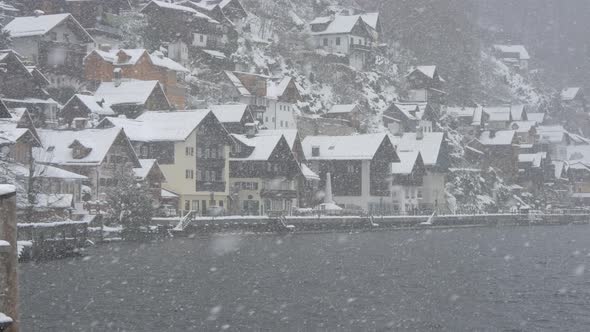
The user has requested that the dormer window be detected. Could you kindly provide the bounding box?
[68,140,92,160]
[312,146,320,157]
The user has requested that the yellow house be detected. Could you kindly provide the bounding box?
[99,110,233,215]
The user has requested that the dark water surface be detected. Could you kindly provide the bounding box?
[20,225,590,331]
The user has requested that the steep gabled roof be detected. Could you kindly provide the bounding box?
[302,133,393,160]
[35,127,139,167]
[561,87,582,101]
[102,110,211,142]
[140,0,219,23]
[4,13,93,42]
[311,14,367,35]
[389,132,445,167]
[64,94,115,116]
[210,104,250,123]
[391,150,424,175]
[493,44,530,60]
[478,130,516,146]
[88,49,188,72]
[94,80,169,107]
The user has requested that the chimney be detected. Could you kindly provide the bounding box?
[113,68,121,87]
[245,123,256,138]
[33,9,44,17]
[416,126,424,140]
[489,130,497,139]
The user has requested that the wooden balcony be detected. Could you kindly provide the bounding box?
[195,180,226,192]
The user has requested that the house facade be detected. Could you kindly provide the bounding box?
[229,134,301,215]
[3,13,94,83]
[404,66,446,104]
[99,110,233,215]
[93,80,172,118]
[302,133,399,214]
[84,48,189,109]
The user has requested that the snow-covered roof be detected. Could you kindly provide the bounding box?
[201,49,227,59]
[327,104,358,114]
[66,94,115,116]
[231,134,283,161]
[527,112,545,124]
[161,188,178,198]
[510,120,536,133]
[561,87,581,101]
[90,49,188,72]
[478,130,516,146]
[94,80,164,106]
[391,102,428,121]
[35,127,130,166]
[133,159,157,180]
[0,184,15,197]
[493,44,530,60]
[28,193,73,210]
[446,106,479,118]
[568,145,590,164]
[310,12,379,33]
[391,150,421,175]
[302,133,389,160]
[141,0,219,23]
[4,13,93,42]
[11,163,87,180]
[389,132,444,166]
[210,104,249,123]
[224,71,251,96]
[518,152,546,168]
[301,163,320,181]
[537,125,567,144]
[257,129,299,149]
[0,121,30,145]
[231,133,255,147]
[311,15,363,35]
[266,77,293,99]
[106,110,210,142]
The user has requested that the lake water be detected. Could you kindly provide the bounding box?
[20,225,590,331]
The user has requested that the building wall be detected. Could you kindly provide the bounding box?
[159,133,231,214]
[421,171,446,212]
[263,100,296,129]
[0,188,18,332]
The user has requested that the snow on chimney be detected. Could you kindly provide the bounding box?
[33,10,44,17]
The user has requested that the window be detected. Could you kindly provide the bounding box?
[336,37,341,45]
[312,146,320,157]
[265,116,269,123]
[200,34,204,42]
[184,200,190,211]
[185,170,194,179]
[185,147,194,156]
[323,38,328,46]
[280,120,284,127]
[417,189,423,199]
[347,164,355,173]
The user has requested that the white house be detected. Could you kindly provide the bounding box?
[309,13,379,70]
[493,44,530,71]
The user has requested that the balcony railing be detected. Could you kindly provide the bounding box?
[196,181,226,192]
[350,43,372,52]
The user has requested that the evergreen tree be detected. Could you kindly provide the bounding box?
[104,168,154,239]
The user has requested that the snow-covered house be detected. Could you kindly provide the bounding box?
[93,80,172,118]
[3,13,94,83]
[482,104,528,130]
[24,0,132,28]
[390,151,427,214]
[133,159,167,209]
[222,71,301,129]
[324,104,363,130]
[229,134,302,215]
[84,48,189,109]
[536,125,572,161]
[470,130,519,178]
[510,120,537,145]
[405,66,446,104]
[383,102,439,135]
[0,119,41,164]
[309,13,379,70]
[140,0,222,64]
[60,94,115,127]
[33,127,141,199]
[517,152,550,192]
[302,133,399,214]
[0,50,60,128]
[390,131,449,213]
[566,145,590,203]
[98,110,234,214]
[210,103,257,134]
[493,44,530,72]
[444,105,484,135]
